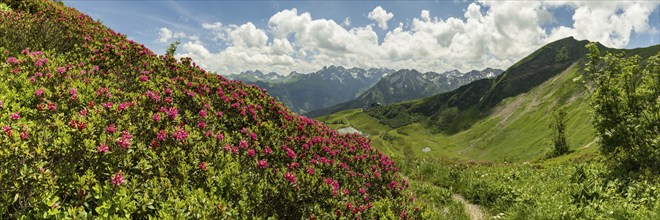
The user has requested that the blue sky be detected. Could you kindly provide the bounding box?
[65,1,660,75]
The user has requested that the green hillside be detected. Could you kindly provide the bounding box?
[320,37,658,162]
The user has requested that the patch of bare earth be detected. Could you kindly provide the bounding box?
[452,194,485,220]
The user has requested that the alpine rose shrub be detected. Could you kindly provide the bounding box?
[0,1,420,219]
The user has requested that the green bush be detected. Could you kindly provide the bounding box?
[585,42,660,173]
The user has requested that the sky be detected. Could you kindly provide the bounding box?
[65,0,660,75]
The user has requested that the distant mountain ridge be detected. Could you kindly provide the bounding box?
[231,66,395,114]
[306,68,503,117]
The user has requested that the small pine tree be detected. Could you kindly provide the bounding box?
[549,104,569,157]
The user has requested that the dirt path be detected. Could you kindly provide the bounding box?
[452,194,485,220]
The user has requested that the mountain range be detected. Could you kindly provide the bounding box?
[231,66,502,116]
[229,66,394,114]
[306,68,502,117]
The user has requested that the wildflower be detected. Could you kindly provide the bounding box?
[97,144,109,153]
[152,113,161,122]
[308,167,315,175]
[56,67,66,74]
[199,109,207,118]
[284,172,296,183]
[167,107,178,119]
[285,148,297,160]
[239,139,248,149]
[215,132,224,141]
[257,160,268,169]
[102,102,113,109]
[156,130,167,141]
[2,125,11,136]
[117,130,132,149]
[117,102,128,112]
[47,102,57,111]
[35,88,45,97]
[197,121,206,129]
[173,127,189,141]
[111,172,125,186]
[199,162,207,171]
[247,149,256,157]
[263,147,272,155]
[106,124,116,134]
[10,112,20,120]
[20,130,28,140]
[7,57,20,65]
[139,75,148,82]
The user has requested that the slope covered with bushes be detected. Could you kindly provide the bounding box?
[0,1,419,218]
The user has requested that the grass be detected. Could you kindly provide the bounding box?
[399,148,660,219]
[318,64,596,163]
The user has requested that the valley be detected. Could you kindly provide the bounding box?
[1,0,659,219]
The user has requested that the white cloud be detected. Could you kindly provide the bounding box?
[368,6,394,30]
[343,17,351,26]
[157,27,173,43]
[170,1,659,75]
[228,22,268,48]
[420,10,430,22]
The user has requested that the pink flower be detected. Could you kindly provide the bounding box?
[69,88,78,100]
[0,100,3,109]
[257,160,268,169]
[117,130,132,149]
[35,88,45,97]
[152,113,161,122]
[199,109,207,118]
[284,172,296,184]
[247,149,256,157]
[173,127,189,141]
[97,144,109,153]
[285,148,297,160]
[263,147,272,155]
[79,109,88,117]
[102,102,113,109]
[47,102,57,111]
[156,130,167,141]
[106,124,116,134]
[2,125,11,136]
[197,121,206,129]
[7,57,19,65]
[56,67,66,74]
[117,102,128,112]
[308,167,315,175]
[9,112,20,120]
[239,139,248,149]
[215,133,224,141]
[167,107,178,119]
[199,162,207,171]
[139,75,148,82]
[111,172,125,186]
[20,130,28,140]
[359,188,366,195]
